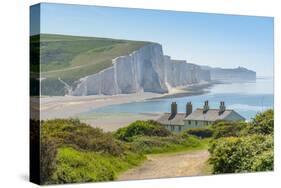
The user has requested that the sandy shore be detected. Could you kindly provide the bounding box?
[39,92,162,119]
[38,92,163,132]
[37,82,213,131]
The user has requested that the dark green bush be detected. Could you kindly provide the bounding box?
[114,120,171,141]
[251,150,274,171]
[212,120,247,139]
[182,127,214,138]
[40,119,125,184]
[208,110,274,174]
[129,135,203,154]
[208,135,273,174]
[41,119,124,156]
[248,109,274,135]
[40,137,58,183]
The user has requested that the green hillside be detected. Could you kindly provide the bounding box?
[30,34,151,95]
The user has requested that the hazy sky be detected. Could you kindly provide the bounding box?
[33,3,274,77]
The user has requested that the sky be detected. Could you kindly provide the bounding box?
[31,3,274,77]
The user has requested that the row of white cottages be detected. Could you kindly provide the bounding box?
[157,101,245,133]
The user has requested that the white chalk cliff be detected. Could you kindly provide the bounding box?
[71,43,210,96]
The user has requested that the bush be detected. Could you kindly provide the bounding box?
[40,137,59,183]
[212,120,247,139]
[248,109,274,135]
[182,127,214,138]
[251,150,274,171]
[208,135,273,174]
[41,119,124,156]
[114,120,171,141]
[129,135,207,154]
[40,119,125,184]
[50,147,145,184]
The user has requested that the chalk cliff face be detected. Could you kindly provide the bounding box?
[71,44,210,96]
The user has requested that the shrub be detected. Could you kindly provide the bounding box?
[40,119,125,184]
[212,120,247,139]
[248,109,274,135]
[251,150,274,171]
[208,135,273,174]
[114,120,171,141]
[40,137,59,183]
[50,147,145,184]
[182,127,214,138]
[41,119,124,156]
[129,135,205,154]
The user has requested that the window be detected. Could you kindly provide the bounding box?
[195,121,198,125]
[179,126,182,131]
[171,125,174,131]
[188,120,191,125]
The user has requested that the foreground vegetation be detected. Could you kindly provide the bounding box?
[39,119,208,184]
[37,109,273,184]
[183,109,274,174]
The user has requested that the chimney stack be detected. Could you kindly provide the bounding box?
[186,102,192,116]
[219,101,226,114]
[171,102,177,115]
[203,100,209,113]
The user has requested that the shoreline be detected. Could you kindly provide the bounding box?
[39,92,162,120]
[150,81,217,100]
[38,81,215,131]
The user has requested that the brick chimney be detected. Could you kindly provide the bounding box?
[171,102,177,115]
[203,100,209,113]
[186,102,192,116]
[219,101,226,114]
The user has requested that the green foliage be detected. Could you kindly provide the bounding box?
[129,135,208,154]
[182,127,214,138]
[40,137,58,183]
[39,110,274,183]
[41,119,124,156]
[40,119,126,184]
[251,150,274,171]
[207,110,274,174]
[208,135,273,174]
[212,120,248,139]
[248,109,274,135]
[40,119,210,184]
[51,147,145,184]
[114,120,171,141]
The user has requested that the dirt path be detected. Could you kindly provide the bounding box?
[118,150,210,181]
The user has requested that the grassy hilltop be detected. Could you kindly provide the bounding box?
[30,34,151,95]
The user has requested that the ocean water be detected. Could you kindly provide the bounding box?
[89,78,274,120]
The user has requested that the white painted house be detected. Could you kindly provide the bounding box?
[157,101,245,133]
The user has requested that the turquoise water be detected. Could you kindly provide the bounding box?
[89,78,274,120]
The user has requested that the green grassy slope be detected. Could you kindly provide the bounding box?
[30,34,151,95]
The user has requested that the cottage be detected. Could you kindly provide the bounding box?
[157,102,187,132]
[157,100,245,133]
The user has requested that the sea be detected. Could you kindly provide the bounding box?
[89,78,274,120]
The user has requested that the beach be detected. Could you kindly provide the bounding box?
[38,92,162,131]
[38,82,212,131]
